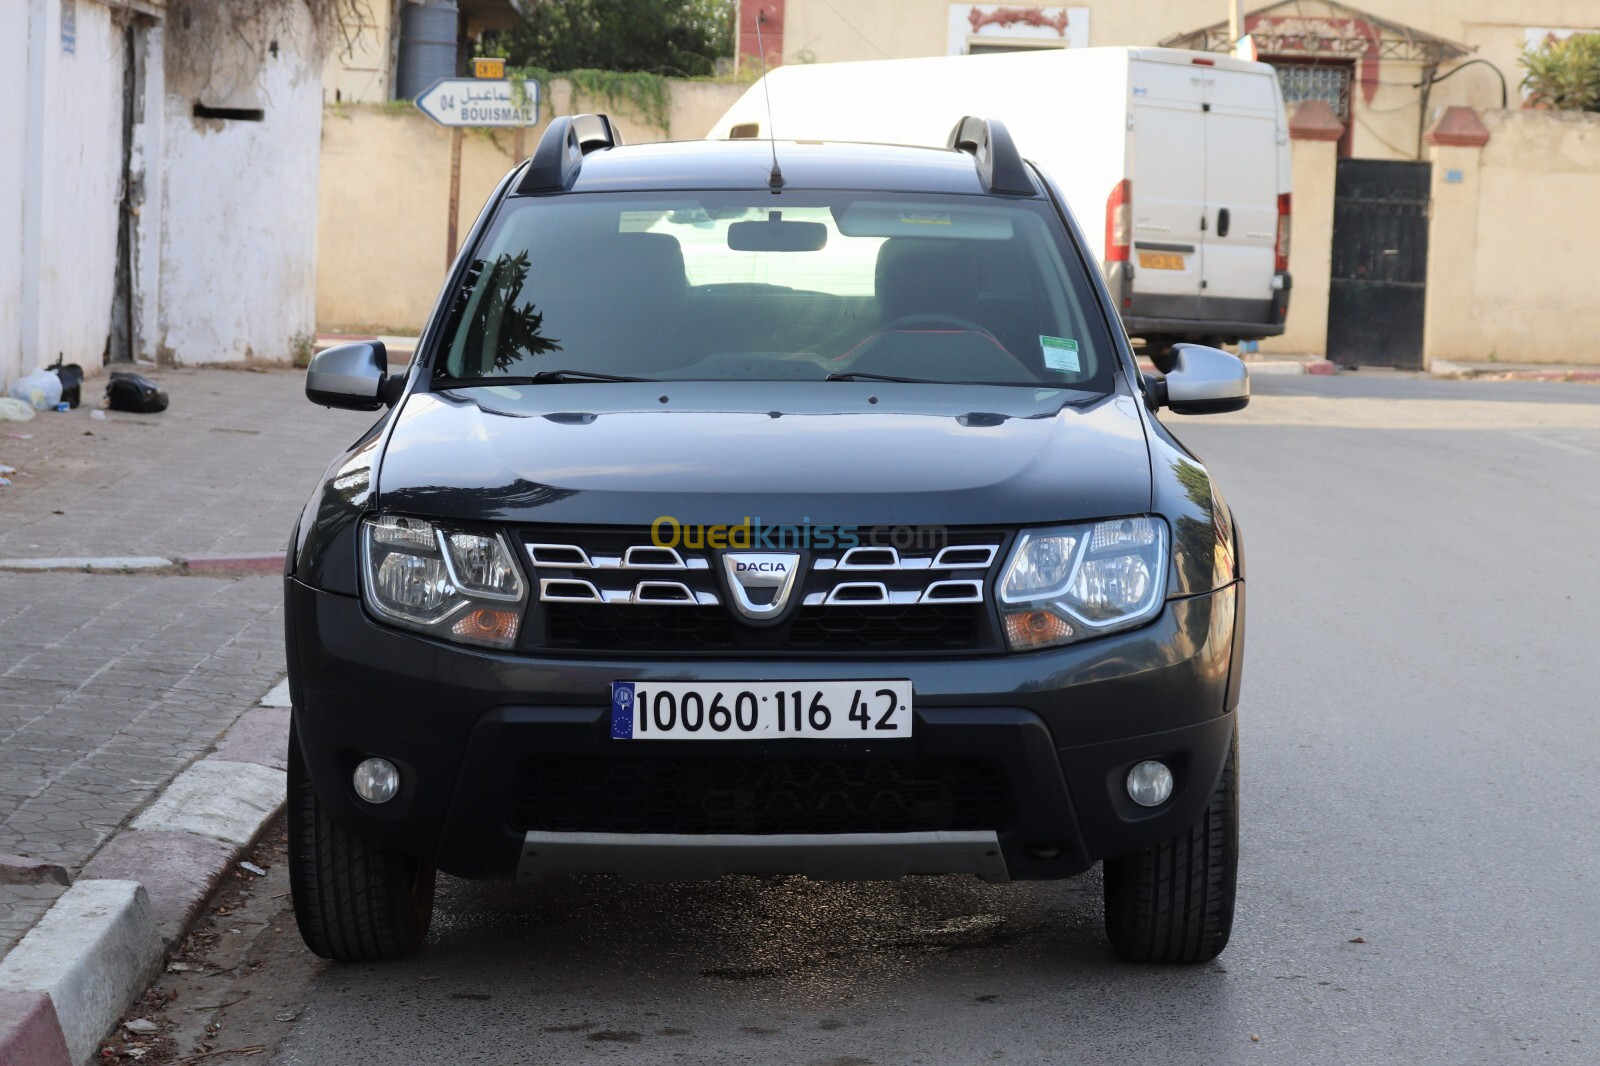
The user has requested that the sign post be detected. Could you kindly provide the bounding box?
[414,76,541,268]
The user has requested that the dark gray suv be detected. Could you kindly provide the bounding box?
[287,114,1250,964]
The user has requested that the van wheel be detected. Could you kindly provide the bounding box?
[287,723,436,961]
[1103,726,1238,963]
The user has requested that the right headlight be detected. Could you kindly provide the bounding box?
[360,515,527,648]
[998,516,1167,651]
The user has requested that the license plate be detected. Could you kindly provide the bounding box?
[1137,251,1186,270]
[610,680,913,740]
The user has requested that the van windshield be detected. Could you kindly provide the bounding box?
[433,191,1118,391]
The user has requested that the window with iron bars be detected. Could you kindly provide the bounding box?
[1272,61,1352,120]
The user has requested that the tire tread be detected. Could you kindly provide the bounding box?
[1103,727,1238,963]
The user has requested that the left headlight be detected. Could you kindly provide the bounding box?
[998,516,1167,651]
[360,515,527,648]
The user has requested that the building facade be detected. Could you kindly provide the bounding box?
[1,0,324,393]
[749,0,1600,161]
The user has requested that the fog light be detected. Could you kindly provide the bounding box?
[353,757,400,804]
[1126,760,1173,807]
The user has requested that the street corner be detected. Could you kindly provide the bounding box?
[0,989,72,1066]
[0,881,162,1066]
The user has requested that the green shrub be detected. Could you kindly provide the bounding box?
[1520,32,1600,112]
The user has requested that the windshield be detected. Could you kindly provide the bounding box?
[432,191,1118,390]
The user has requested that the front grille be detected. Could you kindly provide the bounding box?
[509,754,1015,835]
[521,527,1007,655]
[542,603,979,653]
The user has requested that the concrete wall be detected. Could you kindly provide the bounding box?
[157,8,323,363]
[323,0,396,104]
[14,0,126,380]
[0,0,28,388]
[1259,134,1337,356]
[316,77,745,331]
[1424,110,1600,366]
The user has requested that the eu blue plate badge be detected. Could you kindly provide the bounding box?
[610,681,636,739]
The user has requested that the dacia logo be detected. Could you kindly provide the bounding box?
[722,551,801,622]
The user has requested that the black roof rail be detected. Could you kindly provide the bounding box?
[515,114,624,195]
[947,116,1034,196]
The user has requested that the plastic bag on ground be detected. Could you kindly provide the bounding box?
[7,369,63,411]
[0,397,38,421]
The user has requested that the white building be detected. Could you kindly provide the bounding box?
[1,0,325,393]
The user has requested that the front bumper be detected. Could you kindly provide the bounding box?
[287,577,1243,882]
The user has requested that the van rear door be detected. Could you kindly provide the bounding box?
[1127,59,1206,322]
[1199,68,1280,326]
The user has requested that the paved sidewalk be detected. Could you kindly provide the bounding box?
[0,368,373,956]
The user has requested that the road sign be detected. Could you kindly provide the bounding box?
[414,78,540,128]
[473,57,505,79]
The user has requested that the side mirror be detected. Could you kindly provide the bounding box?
[1143,343,1249,415]
[305,342,401,410]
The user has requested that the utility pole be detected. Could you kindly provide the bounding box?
[1228,0,1245,47]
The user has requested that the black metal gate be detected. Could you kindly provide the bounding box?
[1326,160,1430,368]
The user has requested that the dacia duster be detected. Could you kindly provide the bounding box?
[287,114,1250,965]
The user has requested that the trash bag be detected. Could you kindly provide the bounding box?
[6,368,63,411]
[0,397,36,422]
[50,359,84,409]
[106,371,169,414]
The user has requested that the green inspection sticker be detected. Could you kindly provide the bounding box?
[1040,336,1081,373]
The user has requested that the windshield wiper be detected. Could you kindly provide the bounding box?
[436,369,652,387]
[825,371,948,384]
[825,371,1029,386]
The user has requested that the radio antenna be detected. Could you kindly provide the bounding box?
[753,10,784,190]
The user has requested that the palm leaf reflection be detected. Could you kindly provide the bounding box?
[459,251,563,374]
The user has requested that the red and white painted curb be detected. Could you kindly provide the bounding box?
[0,552,284,576]
[0,682,290,1065]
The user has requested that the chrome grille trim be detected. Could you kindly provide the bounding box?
[539,577,719,606]
[812,544,997,572]
[919,579,985,604]
[529,533,1003,614]
[540,577,603,602]
[932,545,998,569]
[823,581,890,605]
[528,542,709,571]
[528,543,594,568]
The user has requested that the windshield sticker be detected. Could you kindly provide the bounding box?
[898,210,952,226]
[1040,336,1081,373]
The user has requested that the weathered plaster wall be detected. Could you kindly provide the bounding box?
[31,0,125,373]
[0,0,29,389]
[1425,110,1600,366]
[158,11,323,364]
[315,78,744,331]
[322,0,396,104]
[1259,135,1337,356]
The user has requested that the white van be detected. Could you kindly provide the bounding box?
[709,47,1292,360]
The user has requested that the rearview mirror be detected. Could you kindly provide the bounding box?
[305,341,398,411]
[1144,343,1249,415]
[727,217,828,252]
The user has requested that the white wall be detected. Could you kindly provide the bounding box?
[33,0,126,372]
[157,8,322,363]
[0,0,29,389]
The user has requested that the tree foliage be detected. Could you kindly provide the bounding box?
[1520,33,1600,112]
[480,0,735,77]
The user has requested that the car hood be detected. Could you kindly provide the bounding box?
[376,381,1152,528]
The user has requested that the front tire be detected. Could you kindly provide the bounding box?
[1103,726,1238,963]
[287,723,436,961]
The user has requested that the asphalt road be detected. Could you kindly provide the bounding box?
[245,374,1600,1065]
